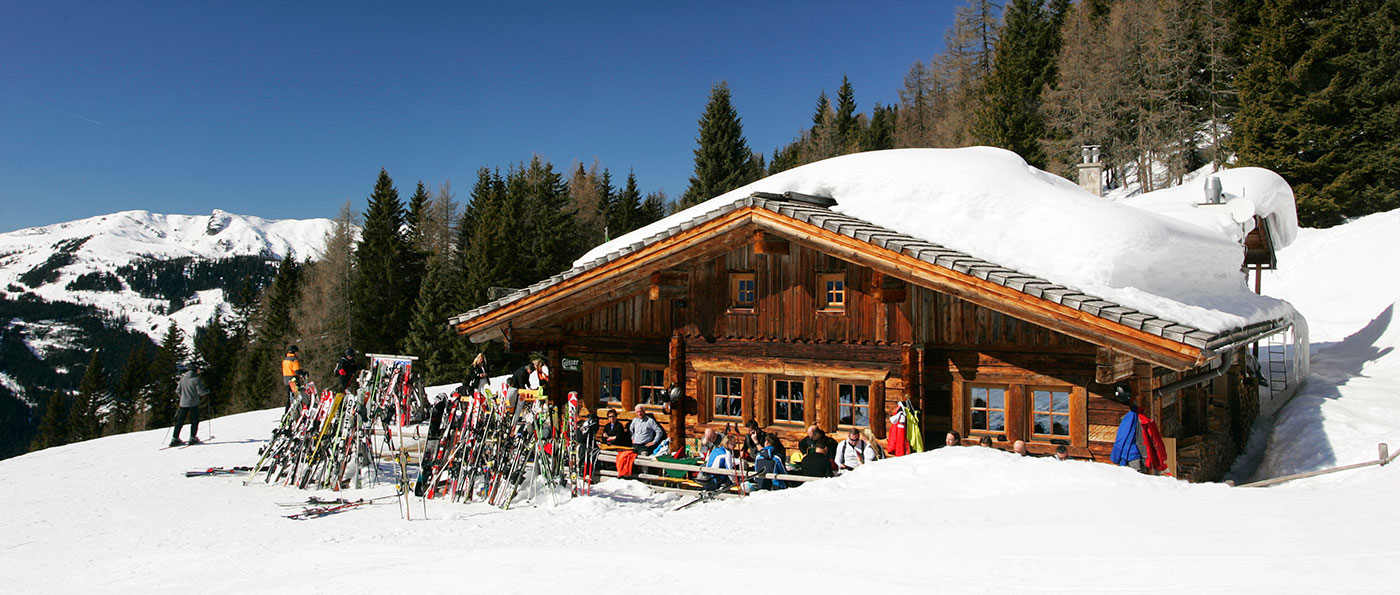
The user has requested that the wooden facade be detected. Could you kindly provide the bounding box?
[452,198,1283,482]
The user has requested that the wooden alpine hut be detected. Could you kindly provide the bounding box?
[448,148,1304,482]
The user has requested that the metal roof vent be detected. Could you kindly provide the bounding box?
[1204,176,1223,204]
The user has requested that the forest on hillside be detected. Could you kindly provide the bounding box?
[20,0,1397,455]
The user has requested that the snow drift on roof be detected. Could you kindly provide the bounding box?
[578,147,1297,334]
[1121,166,1300,250]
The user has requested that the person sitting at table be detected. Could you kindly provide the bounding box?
[751,434,790,491]
[600,409,630,447]
[798,443,835,478]
[696,433,734,491]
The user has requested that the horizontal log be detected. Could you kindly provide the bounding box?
[753,231,789,255]
[690,355,894,381]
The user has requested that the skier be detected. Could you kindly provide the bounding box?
[505,355,548,422]
[333,349,359,394]
[281,345,307,410]
[465,352,491,394]
[170,363,210,447]
[750,434,789,491]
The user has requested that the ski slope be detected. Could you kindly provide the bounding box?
[3,209,1398,593]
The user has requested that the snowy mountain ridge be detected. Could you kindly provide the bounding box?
[1,208,336,341]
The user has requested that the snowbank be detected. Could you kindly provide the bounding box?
[577,148,1295,333]
[2,408,1395,593]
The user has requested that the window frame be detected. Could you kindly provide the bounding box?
[771,376,806,426]
[1028,385,1073,443]
[638,366,667,408]
[836,381,872,429]
[817,272,846,311]
[598,363,624,407]
[967,383,1009,437]
[730,271,757,311]
[712,374,744,420]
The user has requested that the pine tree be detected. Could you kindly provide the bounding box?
[461,168,516,309]
[596,168,616,240]
[679,82,761,209]
[973,0,1066,169]
[193,317,235,417]
[863,104,897,151]
[811,90,831,130]
[29,390,70,451]
[351,169,416,354]
[112,343,150,434]
[144,325,187,430]
[1233,0,1399,226]
[640,190,670,224]
[231,258,298,412]
[70,351,106,442]
[834,75,859,152]
[609,169,644,238]
[404,252,470,385]
[513,156,581,283]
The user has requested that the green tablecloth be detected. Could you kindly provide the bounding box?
[655,456,701,478]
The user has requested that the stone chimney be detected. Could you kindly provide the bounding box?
[1077,145,1103,197]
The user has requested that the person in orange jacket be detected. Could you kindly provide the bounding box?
[282,345,307,409]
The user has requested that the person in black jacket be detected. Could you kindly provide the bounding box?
[600,409,631,447]
[797,425,837,457]
[798,443,835,478]
[333,349,360,394]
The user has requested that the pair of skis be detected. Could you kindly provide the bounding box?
[185,466,251,477]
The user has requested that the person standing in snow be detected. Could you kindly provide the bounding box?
[505,354,547,421]
[170,364,209,447]
[281,345,306,410]
[333,349,359,394]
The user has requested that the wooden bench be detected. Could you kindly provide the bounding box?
[593,450,822,498]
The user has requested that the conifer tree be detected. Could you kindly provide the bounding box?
[193,317,235,417]
[972,0,1067,169]
[596,168,616,240]
[70,351,106,442]
[640,190,670,224]
[461,168,518,308]
[29,390,70,451]
[351,170,415,354]
[834,75,859,152]
[811,90,831,131]
[609,169,644,238]
[404,252,470,385]
[231,258,298,412]
[513,156,581,283]
[144,325,187,429]
[567,162,606,247]
[863,104,897,151]
[1234,0,1400,226]
[112,343,150,433]
[679,82,760,209]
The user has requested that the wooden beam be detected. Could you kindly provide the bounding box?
[752,230,789,255]
[689,355,894,381]
[873,271,907,303]
[1095,347,1135,384]
[649,268,688,301]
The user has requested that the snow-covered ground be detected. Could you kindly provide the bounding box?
[3,208,1398,593]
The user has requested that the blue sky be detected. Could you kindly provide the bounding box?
[0,1,957,232]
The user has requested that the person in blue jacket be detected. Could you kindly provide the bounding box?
[696,434,734,492]
[750,434,789,490]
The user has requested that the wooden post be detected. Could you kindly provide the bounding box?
[1381,443,1390,466]
[667,334,687,456]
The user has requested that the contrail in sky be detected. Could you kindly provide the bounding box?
[59,110,102,126]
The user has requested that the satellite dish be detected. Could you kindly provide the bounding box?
[1226,198,1255,224]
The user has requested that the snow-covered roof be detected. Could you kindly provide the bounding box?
[1120,166,1300,251]
[572,148,1298,335]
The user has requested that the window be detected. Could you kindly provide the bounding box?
[599,365,623,406]
[713,376,743,418]
[837,383,870,427]
[639,367,666,406]
[731,272,756,309]
[969,385,1006,434]
[1031,388,1071,440]
[773,378,805,424]
[818,273,845,310]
